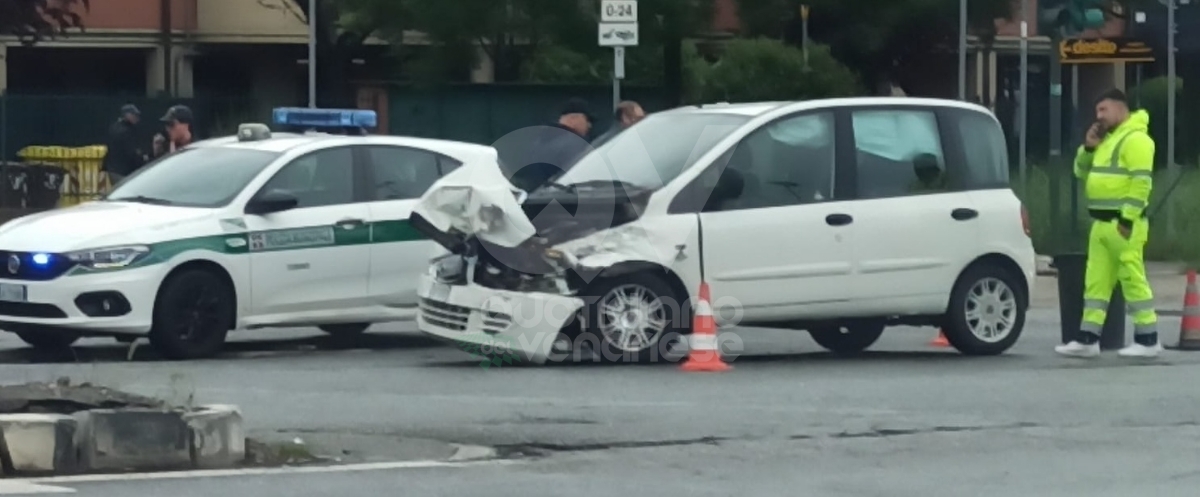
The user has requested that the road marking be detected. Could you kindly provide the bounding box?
[16,459,516,487]
[0,480,75,494]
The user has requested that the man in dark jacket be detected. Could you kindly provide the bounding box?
[591,100,645,147]
[101,104,145,184]
[508,98,595,192]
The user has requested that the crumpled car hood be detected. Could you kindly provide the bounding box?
[410,158,537,249]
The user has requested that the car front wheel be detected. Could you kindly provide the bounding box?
[583,272,685,364]
[148,269,235,360]
[943,263,1026,356]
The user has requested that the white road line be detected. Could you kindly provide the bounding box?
[17,459,516,486]
[0,480,75,495]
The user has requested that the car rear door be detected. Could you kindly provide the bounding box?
[845,105,983,310]
[243,146,373,318]
[671,109,859,321]
[362,145,460,311]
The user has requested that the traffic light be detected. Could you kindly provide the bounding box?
[1039,0,1108,36]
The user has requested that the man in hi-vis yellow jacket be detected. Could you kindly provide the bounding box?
[1056,89,1161,359]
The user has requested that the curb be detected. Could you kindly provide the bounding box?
[0,405,243,476]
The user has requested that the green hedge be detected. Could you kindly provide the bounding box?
[1013,164,1200,267]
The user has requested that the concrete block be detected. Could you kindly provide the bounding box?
[74,408,190,472]
[184,405,245,468]
[0,414,77,474]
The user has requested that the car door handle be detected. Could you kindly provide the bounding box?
[951,208,979,221]
[825,213,853,226]
[336,218,365,229]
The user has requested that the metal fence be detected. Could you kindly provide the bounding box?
[0,94,268,215]
[387,83,672,144]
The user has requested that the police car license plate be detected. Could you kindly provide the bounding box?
[429,282,451,302]
[0,283,27,302]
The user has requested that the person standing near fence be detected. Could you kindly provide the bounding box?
[159,105,196,154]
[100,104,146,185]
[1055,89,1161,359]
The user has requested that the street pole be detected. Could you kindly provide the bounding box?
[1048,31,1063,247]
[1018,0,1029,186]
[958,0,967,100]
[308,0,317,108]
[613,47,624,111]
[801,5,810,71]
[1070,63,1080,240]
[1167,0,1176,169]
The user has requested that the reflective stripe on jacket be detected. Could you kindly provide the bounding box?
[1072,109,1155,222]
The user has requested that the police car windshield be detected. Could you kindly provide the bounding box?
[555,112,750,190]
[106,147,281,208]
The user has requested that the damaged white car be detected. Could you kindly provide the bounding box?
[410,97,1037,365]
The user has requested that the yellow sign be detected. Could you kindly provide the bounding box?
[800,5,809,20]
[1059,37,1154,64]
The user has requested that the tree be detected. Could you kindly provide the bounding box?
[0,0,88,44]
[336,0,713,86]
[733,0,1011,93]
[700,38,862,102]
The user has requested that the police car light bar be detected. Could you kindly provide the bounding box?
[272,108,377,129]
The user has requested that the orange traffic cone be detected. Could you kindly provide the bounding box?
[1175,269,1200,350]
[930,329,950,347]
[681,282,731,372]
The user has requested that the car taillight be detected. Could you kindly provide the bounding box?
[1020,205,1031,237]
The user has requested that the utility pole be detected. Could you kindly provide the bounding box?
[308,0,317,108]
[1018,0,1029,185]
[958,0,968,100]
[1167,0,1176,169]
[801,4,811,71]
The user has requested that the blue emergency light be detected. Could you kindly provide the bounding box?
[272,108,377,129]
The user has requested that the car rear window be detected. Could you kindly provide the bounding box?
[949,109,1010,188]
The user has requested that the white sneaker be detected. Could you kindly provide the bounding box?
[1117,342,1164,358]
[1055,341,1100,358]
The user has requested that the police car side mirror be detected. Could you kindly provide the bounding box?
[245,189,299,215]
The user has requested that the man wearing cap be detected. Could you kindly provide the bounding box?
[155,104,196,158]
[509,98,595,192]
[100,104,146,184]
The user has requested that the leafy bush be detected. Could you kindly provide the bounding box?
[699,37,863,103]
[1014,163,1200,268]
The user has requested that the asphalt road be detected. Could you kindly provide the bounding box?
[2,273,1200,496]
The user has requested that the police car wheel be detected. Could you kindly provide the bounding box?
[318,323,370,335]
[148,269,234,360]
[808,320,886,356]
[13,329,81,350]
[943,263,1027,356]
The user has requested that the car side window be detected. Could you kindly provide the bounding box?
[950,110,1009,189]
[260,147,355,208]
[852,109,949,198]
[365,146,443,201]
[696,112,836,212]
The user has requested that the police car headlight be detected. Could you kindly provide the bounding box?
[66,245,150,269]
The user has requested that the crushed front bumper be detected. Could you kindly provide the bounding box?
[416,273,584,365]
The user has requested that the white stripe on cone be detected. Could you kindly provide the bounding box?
[691,333,719,351]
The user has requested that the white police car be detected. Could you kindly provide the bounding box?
[0,108,497,359]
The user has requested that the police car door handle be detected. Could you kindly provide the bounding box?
[951,208,978,221]
[825,213,853,226]
[336,218,365,229]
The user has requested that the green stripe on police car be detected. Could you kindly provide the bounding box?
[64,218,428,277]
